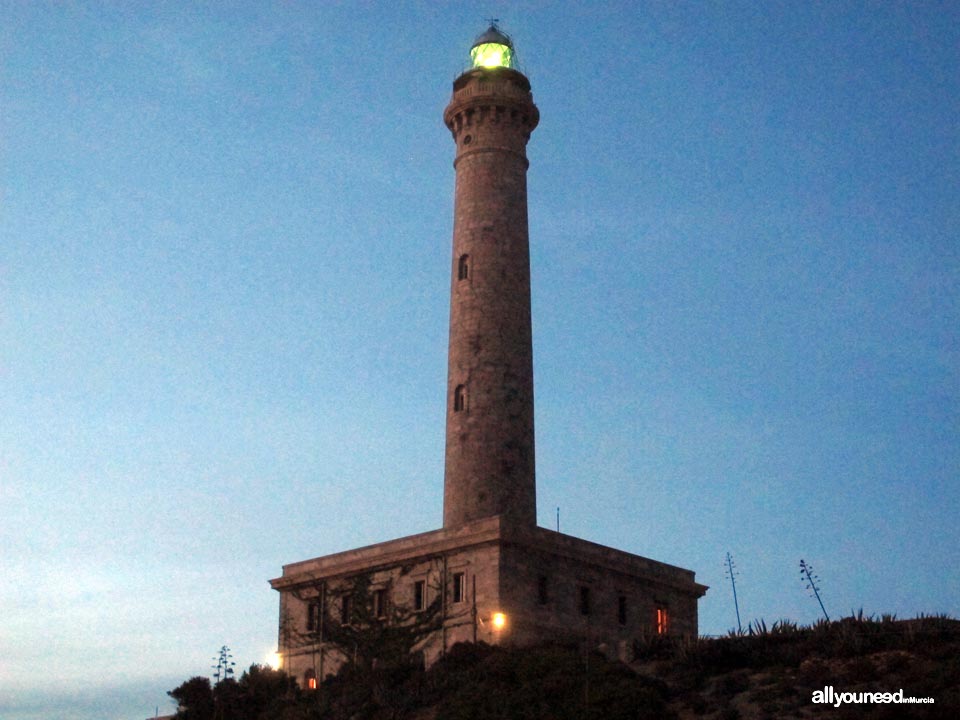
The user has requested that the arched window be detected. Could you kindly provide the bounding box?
[304,669,317,690]
[454,384,467,412]
[458,254,470,280]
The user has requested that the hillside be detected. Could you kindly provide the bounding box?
[634,614,959,719]
[169,615,960,719]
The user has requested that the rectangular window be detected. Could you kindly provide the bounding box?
[373,588,387,619]
[340,595,352,625]
[579,586,591,615]
[306,601,320,632]
[413,580,425,611]
[537,575,549,605]
[656,607,669,635]
[618,596,627,626]
[452,572,466,603]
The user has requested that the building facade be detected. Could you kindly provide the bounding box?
[270,26,707,688]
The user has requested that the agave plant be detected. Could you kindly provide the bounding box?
[800,559,830,621]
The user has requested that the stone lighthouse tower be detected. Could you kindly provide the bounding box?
[442,27,539,530]
[271,27,706,685]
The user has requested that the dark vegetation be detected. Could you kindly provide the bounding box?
[170,614,960,719]
[638,613,960,719]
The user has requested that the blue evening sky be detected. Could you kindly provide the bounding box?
[2,2,958,718]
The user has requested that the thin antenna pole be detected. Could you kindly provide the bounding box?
[724,552,742,633]
[556,506,560,532]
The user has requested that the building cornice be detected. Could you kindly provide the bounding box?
[503,525,709,598]
[271,515,707,599]
[269,516,505,591]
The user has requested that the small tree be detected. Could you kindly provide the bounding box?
[169,676,214,720]
[234,664,302,720]
[320,573,444,673]
[171,664,306,720]
[282,559,449,679]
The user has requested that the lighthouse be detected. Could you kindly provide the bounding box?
[442,26,539,530]
[271,26,706,685]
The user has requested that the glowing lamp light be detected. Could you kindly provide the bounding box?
[470,25,514,69]
[492,612,507,629]
[471,42,512,69]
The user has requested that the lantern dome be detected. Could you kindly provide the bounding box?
[470,25,514,69]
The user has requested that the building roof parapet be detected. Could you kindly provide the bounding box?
[505,525,708,597]
[271,515,707,599]
[270,516,505,590]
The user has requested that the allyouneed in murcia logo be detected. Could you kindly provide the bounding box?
[812,686,935,707]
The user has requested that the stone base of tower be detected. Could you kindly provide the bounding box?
[270,519,706,688]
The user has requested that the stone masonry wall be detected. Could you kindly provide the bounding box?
[442,67,540,530]
[276,534,504,686]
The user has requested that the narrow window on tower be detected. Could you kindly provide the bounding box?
[656,606,669,635]
[413,580,426,612]
[618,595,627,626]
[579,586,591,615]
[537,575,549,605]
[458,254,470,280]
[452,572,466,603]
[373,588,387,620]
[304,669,317,690]
[340,595,352,626]
[454,384,467,412]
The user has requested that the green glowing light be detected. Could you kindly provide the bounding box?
[471,42,513,69]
